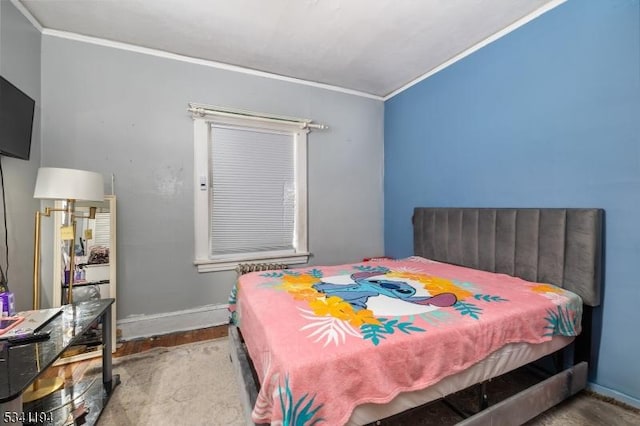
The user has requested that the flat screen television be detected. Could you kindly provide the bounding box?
[0,75,35,160]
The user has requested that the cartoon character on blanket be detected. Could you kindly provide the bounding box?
[312,271,457,311]
[235,259,583,426]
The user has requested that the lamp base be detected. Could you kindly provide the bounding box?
[22,377,65,403]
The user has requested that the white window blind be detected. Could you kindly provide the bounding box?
[192,103,323,272]
[209,125,296,256]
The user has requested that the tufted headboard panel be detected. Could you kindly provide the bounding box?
[413,208,603,307]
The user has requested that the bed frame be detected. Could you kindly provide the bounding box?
[229,207,603,425]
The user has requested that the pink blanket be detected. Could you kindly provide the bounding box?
[229,257,582,425]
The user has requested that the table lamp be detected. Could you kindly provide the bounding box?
[33,167,104,308]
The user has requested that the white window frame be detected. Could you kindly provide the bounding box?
[192,106,311,272]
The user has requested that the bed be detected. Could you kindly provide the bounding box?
[229,207,603,425]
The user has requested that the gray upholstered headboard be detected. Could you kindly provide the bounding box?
[413,208,603,307]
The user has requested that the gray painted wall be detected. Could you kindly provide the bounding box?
[0,0,41,312]
[41,35,384,320]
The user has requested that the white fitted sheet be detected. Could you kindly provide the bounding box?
[346,336,573,425]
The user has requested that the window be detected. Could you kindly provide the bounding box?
[192,105,318,272]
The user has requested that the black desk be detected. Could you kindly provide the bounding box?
[0,299,119,425]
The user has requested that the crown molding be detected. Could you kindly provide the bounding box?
[13,0,564,102]
[10,0,43,32]
[383,0,567,100]
[13,1,380,99]
[39,28,383,101]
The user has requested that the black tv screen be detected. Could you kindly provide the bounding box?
[0,75,35,160]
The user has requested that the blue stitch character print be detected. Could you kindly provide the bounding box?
[312,271,457,311]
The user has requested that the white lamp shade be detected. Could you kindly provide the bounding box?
[34,167,104,201]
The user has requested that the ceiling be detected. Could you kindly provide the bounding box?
[18,0,561,98]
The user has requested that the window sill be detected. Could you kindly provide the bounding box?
[194,252,310,273]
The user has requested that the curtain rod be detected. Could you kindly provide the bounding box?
[188,103,328,130]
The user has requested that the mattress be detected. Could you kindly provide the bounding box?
[230,257,583,425]
[346,336,573,425]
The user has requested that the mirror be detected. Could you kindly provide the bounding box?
[52,195,117,362]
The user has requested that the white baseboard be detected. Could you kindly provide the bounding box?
[117,304,229,341]
[587,382,640,410]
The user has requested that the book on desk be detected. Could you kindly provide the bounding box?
[0,307,61,340]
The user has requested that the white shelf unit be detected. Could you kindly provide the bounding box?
[51,195,117,364]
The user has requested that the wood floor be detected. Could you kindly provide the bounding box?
[113,325,227,357]
[42,325,228,383]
